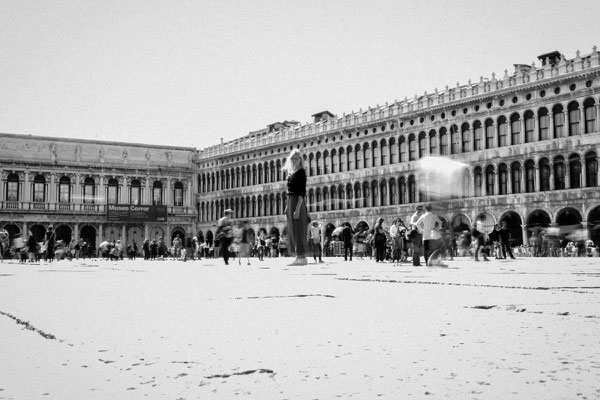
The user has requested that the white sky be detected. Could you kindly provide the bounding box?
[1,0,599,149]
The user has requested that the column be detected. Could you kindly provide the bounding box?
[565,163,571,188]
[124,178,130,205]
[521,224,529,246]
[535,165,541,192]
[98,176,105,205]
[548,112,555,139]
[122,223,127,243]
[520,117,526,145]
[549,162,555,190]
[98,223,103,242]
[74,223,79,242]
[24,171,31,204]
[493,122,499,147]
[595,104,600,133]
[145,178,151,204]
[564,104,571,136]
[0,172,5,202]
[187,180,193,207]
[166,178,172,207]
[581,155,587,187]
[521,165,526,193]
[23,222,28,236]
[49,173,56,205]
[579,108,585,135]
[144,223,149,240]
[494,166,500,195]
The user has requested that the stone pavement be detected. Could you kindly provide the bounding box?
[0,256,599,399]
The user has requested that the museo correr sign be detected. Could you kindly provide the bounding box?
[106,204,168,222]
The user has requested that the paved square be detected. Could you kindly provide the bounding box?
[1,256,599,399]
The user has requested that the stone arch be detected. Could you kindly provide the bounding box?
[499,211,524,246]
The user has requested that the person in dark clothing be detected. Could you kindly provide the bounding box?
[27,232,38,262]
[217,209,234,265]
[373,218,387,262]
[500,221,516,259]
[44,226,55,262]
[341,222,354,261]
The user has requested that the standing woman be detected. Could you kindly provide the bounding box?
[283,149,309,266]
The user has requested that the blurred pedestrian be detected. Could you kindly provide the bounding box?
[409,205,425,266]
[217,209,234,265]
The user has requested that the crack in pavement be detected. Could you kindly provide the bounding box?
[204,369,275,379]
[232,294,335,300]
[336,277,600,293]
[0,310,59,340]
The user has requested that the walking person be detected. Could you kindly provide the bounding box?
[500,221,516,259]
[409,205,425,266]
[416,204,443,266]
[309,221,324,263]
[27,231,38,263]
[44,225,56,262]
[341,222,354,261]
[283,149,309,266]
[390,219,406,265]
[471,220,490,262]
[373,218,387,262]
[217,209,234,265]
[238,220,253,266]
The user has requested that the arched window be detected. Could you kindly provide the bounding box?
[584,98,596,134]
[585,151,598,187]
[330,185,336,211]
[439,128,448,155]
[539,108,549,140]
[380,140,388,166]
[418,133,427,157]
[389,138,397,164]
[356,146,363,169]
[409,135,418,160]
[33,175,47,203]
[408,175,416,203]
[511,162,522,194]
[553,156,566,190]
[348,147,355,170]
[322,187,329,211]
[57,176,70,203]
[363,144,371,168]
[338,185,344,210]
[331,149,338,173]
[380,180,387,206]
[389,178,397,205]
[428,130,438,154]
[354,183,361,209]
[524,110,535,143]
[372,142,380,167]
[339,148,346,172]
[173,181,184,206]
[510,113,521,145]
[499,163,508,195]
[346,183,353,209]
[324,150,331,174]
[569,154,582,189]
[497,116,508,147]
[6,173,20,202]
[107,178,119,204]
[553,104,565,138]
[83,177,96,204]
[539,158,551,191]
[450,125,460,154]
[485,165,495,195]
[130,179,141,205]
[399,177,406,204]
[461,123,471,153]
[257,164,263,184]
[473,121,483,151]
[362,181,369,208]
[568,101,580,136]
[153,181,163,205]
[315,188,321,212]
[474,167,483,197]
[525,160,536,193]
[371,181,378,207]
[399,138,407,162]
[485,119,494,149]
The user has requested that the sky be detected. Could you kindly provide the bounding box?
[1,0,600,150]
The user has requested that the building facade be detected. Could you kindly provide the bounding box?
[196,47,600,247]
[0,133,198,251]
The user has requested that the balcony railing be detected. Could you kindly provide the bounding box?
[0,201,195,216]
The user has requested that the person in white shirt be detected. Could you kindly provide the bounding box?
[308,221,324,263]
[416,203,442,265]
[409,205,425,266]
